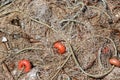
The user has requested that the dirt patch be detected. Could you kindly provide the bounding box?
[0,0,120,80]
